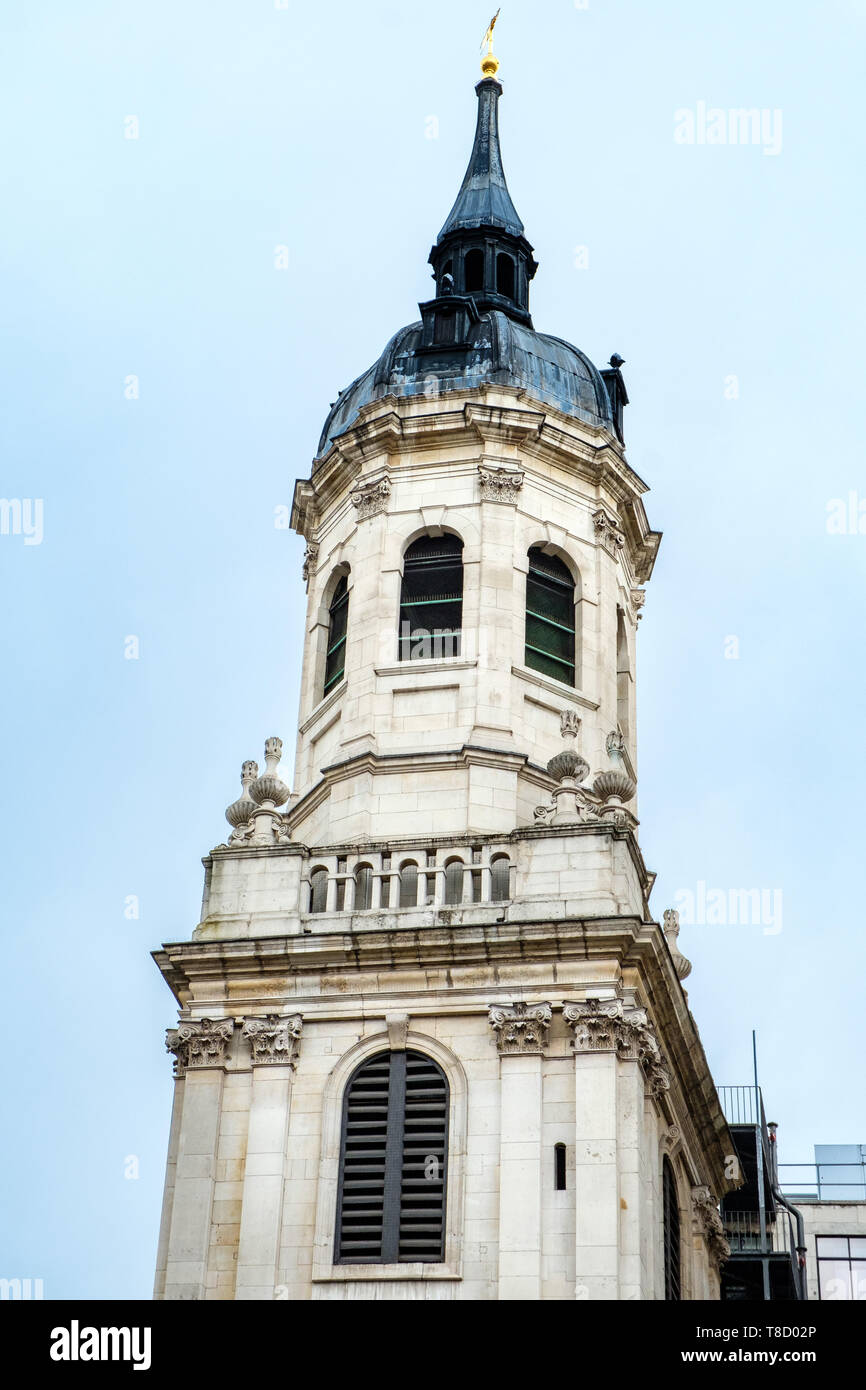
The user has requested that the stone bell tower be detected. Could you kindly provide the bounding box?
[152,40,734,1302]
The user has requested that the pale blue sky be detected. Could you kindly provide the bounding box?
[1,0,864,1297]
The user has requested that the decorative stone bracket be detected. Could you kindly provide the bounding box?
[478,465,524,504]
[488,1001,553,1055]
[302,544,319,585]
[692,1185,732,1270]
[593,508,626,558]
[350,473,391,521]
[562,997,671,1097]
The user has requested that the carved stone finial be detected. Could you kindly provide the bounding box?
[478,465,524,504]
[166,1017,234,1075]
[225,760,258,842]
[592,768,636,807]
[488,1002,552,1055]
[250,737,290,809]
[560,709,581,741]
[663,907,692,981]
[242,1014,302,1067]
[606,730,625,759]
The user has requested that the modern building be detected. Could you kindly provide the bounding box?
[718,1090,866,1302]
[152,44,738,1301]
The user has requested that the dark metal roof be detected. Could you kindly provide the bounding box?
[438,79,524,240]
[316,311,615,459]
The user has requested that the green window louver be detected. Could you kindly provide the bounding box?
[324,575,349,695]
[399,535,463,662]
[525,548,576,687]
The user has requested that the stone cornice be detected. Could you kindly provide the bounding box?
[154,904,733,1198]
[292,387,660,580]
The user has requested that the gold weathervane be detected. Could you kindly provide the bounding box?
[481,9,501,78]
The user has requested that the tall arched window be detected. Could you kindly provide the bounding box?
[616,607,631,741]
[353,864,373,911]
[496,253,515,298]
[399,535,463,662]
[490,855,511,902]
[464,248,484,292]
[399,861,418,908]
[324,574,350,696]
[335,1049,449,1264]
[309,867,328,914]
[525,547,576,687]
[663,1157,682,1301]
[444,858,464,906]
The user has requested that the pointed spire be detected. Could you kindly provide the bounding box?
[438,79,525,241]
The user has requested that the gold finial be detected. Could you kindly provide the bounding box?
[481,8,501,78]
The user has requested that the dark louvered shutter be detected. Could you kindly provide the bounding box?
[525,547,576,687]
[336,1050,448,1264]
[663,1157,681,1300]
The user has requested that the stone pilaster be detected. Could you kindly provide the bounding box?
[162,1019,234,1300]
[489,1003,551,1299]
[235,1015,304,1299]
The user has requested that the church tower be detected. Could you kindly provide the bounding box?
[153,44,734,1302]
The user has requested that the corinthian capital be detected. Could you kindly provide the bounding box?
[242,1013,303,1067]
[562,998,671,1096]
[166,1017,234,1075]
[488,1001,552,1055]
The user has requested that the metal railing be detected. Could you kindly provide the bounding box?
[724,1210,795,1256]
[777,1162,866,1202]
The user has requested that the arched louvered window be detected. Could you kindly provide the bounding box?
[399,861,418,909]
[309,867,328,914]
[663,1157,682,1301]
[324,574,350,696]
[490,855,511,902]
[354,864,373,911]
[525,548,576,687]
[399,535,464,662]
[335,1050,449,1264]
[444,858,464,906]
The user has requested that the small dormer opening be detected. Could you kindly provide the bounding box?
[464,248,484,292]
[496,253,515,298]
[434,310,456,345]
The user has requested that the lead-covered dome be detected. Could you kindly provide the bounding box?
[317,312,615,458]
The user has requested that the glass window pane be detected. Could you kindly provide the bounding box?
[399,863,418,908]
[852,1263,866,1300]
[444,861,464,905]
[849,1238,866,1257]
[817,1237,849,1257]
[819,1261,853,1300]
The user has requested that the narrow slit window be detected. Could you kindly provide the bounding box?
[554,1143,567,1191]
[324,575,350,695]
[525,547,576,688]
[335,1049,449,1264]
[399,535,463,662]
